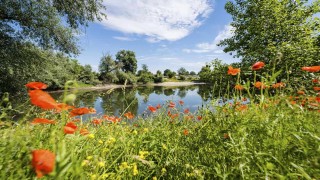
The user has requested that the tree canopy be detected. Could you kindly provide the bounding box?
[219,0,320,79]
[116,50,138,74]
[0,0,106,55]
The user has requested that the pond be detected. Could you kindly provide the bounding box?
[49,84,216,118]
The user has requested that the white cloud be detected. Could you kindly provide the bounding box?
[183,24,234,53]
[113,36,136,41]
[101,0,213,42]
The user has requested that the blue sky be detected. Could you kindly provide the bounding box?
[77,0,239,73]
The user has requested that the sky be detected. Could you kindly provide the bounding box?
[77,0,240,73]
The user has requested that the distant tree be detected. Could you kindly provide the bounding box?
[137,64,153,84]
[99,54,121,83]
[116,50,138,74]
[177,67,188,76]
[189,71,196,76]
[154,70,164,83]
[164,69,172,76]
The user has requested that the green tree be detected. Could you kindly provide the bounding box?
[154,70,164,83]
[137,64,154,84]
[0,0,106,54]
[115,50,138,74]
[219,0,320,81]
[177,67,188,76]
[99,54,121,83]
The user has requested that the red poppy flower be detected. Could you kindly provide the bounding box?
[297,90,305,95]
[314,87,320,91]
[251,61,265,70]
[169,113,179,119]
[184,108,190,114]
[32,150,55,178]
[57,103,75,110]
[227,66,241,75]
[156,104,161,109]
[124,112,134,119]
[312,79,319,83]
[183,129,189,136]
[31,118,56,125]
[92,119,103,125]
[301,66,320,73]
[25,82,48,90]
[64,122,77,134]
[179,100,184,105]
[197,116,202,121]
[168,102,175,108]
[272,82,285,89]
[148,106,157,113]
[28,90,60,110]
[254,81,266,89]
[106,116,122,123]
[70,107,95,117]
[234,84,244,90]
[80,128,90,135]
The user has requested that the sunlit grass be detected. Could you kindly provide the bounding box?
[0,95,319,179]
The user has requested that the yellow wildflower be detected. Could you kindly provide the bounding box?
[143,128,149,133]
[133,163,138,176]
[139,151,149,159]
[86,156,93,160]
[162,143,168,150]
[88,134,95,139]
[98,140,103,144]
[152,177,157,180]
[133,130,138,135]
[119,162,129,170]
[161,168,167,174]
[106,137,116,145]
[81,160,89,167]
[98,161,105,167]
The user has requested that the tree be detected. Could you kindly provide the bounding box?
[177,67,188,76]
[154,70,164,83]
[189,71,196,76]
[99,54,121,83]
[0,0,106,55]
[137,64,154,84]
[219,0,320,80]
[115,50,138,74]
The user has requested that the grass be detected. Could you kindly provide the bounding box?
[0,93,319,179]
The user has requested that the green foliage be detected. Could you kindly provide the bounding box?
[164,69,176,78]
[177,67,189,76]
[219,0,320,82]
[0,0,106,55]
[0,96,319,179]
[0,43,98,93]
[199,59,230,83]
[137,66,154,84]
[116,50,138,74]
[98,54,121,83]
[153,70,164,83]
[116,71,137,85]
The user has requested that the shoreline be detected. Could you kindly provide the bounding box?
[51,81,206,92]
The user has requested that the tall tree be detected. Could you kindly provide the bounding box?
[219,0,320,79]
[115,50,138,74]
[0,0,106,54]
[99,54,121,83]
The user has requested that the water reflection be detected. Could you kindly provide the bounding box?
[50,85,214,116]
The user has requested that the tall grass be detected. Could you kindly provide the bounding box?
[0,93,319,179]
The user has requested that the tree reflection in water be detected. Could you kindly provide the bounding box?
[50,85,214,117]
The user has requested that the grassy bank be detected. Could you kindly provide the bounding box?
[0,94,319,179]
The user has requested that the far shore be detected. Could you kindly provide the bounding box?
[52,81,206,92]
